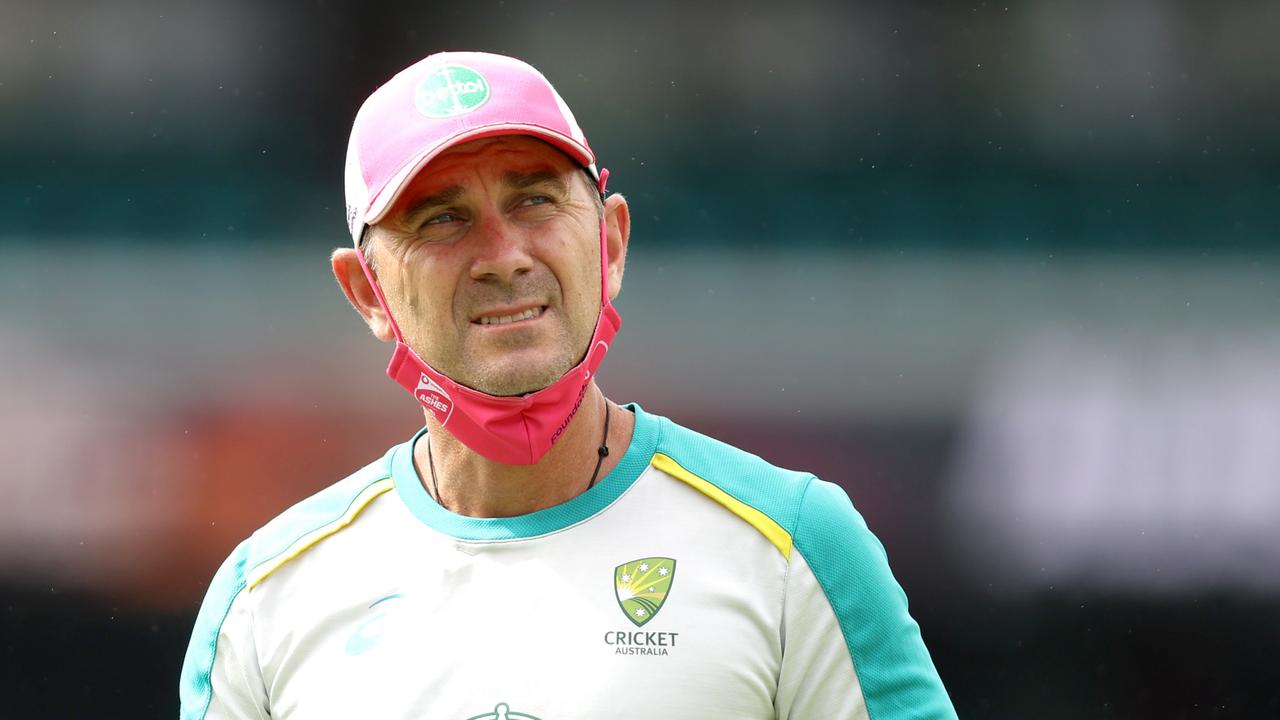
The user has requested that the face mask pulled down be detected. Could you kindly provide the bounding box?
[356,170,621,466]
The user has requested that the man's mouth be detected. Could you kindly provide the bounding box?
[474,305,547,326]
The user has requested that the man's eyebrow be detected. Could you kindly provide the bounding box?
[503,169,568,191]
[402,185,464,221]
[401,171,567,220]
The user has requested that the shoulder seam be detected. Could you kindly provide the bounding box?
[780,473,819,642]
[792,480,881,720]
[792,473,818,535]
[246,476,395,589]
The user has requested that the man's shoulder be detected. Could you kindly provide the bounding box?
[648,413,822,551]
[647,412,896,603]
[181,444,405,713]
[237,443,402,588]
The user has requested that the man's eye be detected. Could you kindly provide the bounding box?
[522,195,553,206]
[424,211,460,225]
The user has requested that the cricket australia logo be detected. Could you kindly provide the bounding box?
[415,373,454,423]
[614,557,676,626]
[605,557,680,656]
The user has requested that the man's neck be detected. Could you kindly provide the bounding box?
[412,384,635,518]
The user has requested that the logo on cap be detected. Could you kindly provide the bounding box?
[414,65,490,118]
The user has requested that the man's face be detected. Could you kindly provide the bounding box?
[366,136,605,396]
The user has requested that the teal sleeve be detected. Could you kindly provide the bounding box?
[794,478,958,720]
[179,540,258,719]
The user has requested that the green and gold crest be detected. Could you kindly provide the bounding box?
[614,557,676,627]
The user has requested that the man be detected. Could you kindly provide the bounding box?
[180,51,956,719]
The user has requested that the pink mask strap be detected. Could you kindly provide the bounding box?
[597,167,611,306]
[355,246,407,343]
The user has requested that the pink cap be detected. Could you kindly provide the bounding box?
[344,51,598,242]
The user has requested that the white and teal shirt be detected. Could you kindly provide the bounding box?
[180,404,956,719]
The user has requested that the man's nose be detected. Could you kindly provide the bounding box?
[468,213,535,284]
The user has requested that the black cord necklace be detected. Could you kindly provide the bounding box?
[428,402,612,511]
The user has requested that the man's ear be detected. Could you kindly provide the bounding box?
[603,193,630,301]
[331,247,396,342]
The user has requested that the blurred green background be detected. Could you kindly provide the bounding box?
[2,1,1278,717]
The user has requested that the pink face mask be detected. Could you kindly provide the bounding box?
[355,169,621,466]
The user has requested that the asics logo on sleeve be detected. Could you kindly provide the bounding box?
[344,592,403,656]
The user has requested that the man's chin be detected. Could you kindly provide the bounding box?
[459,367,567,397]
[446,345,586,397]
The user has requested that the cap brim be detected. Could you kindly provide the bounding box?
[363,124,598,228]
